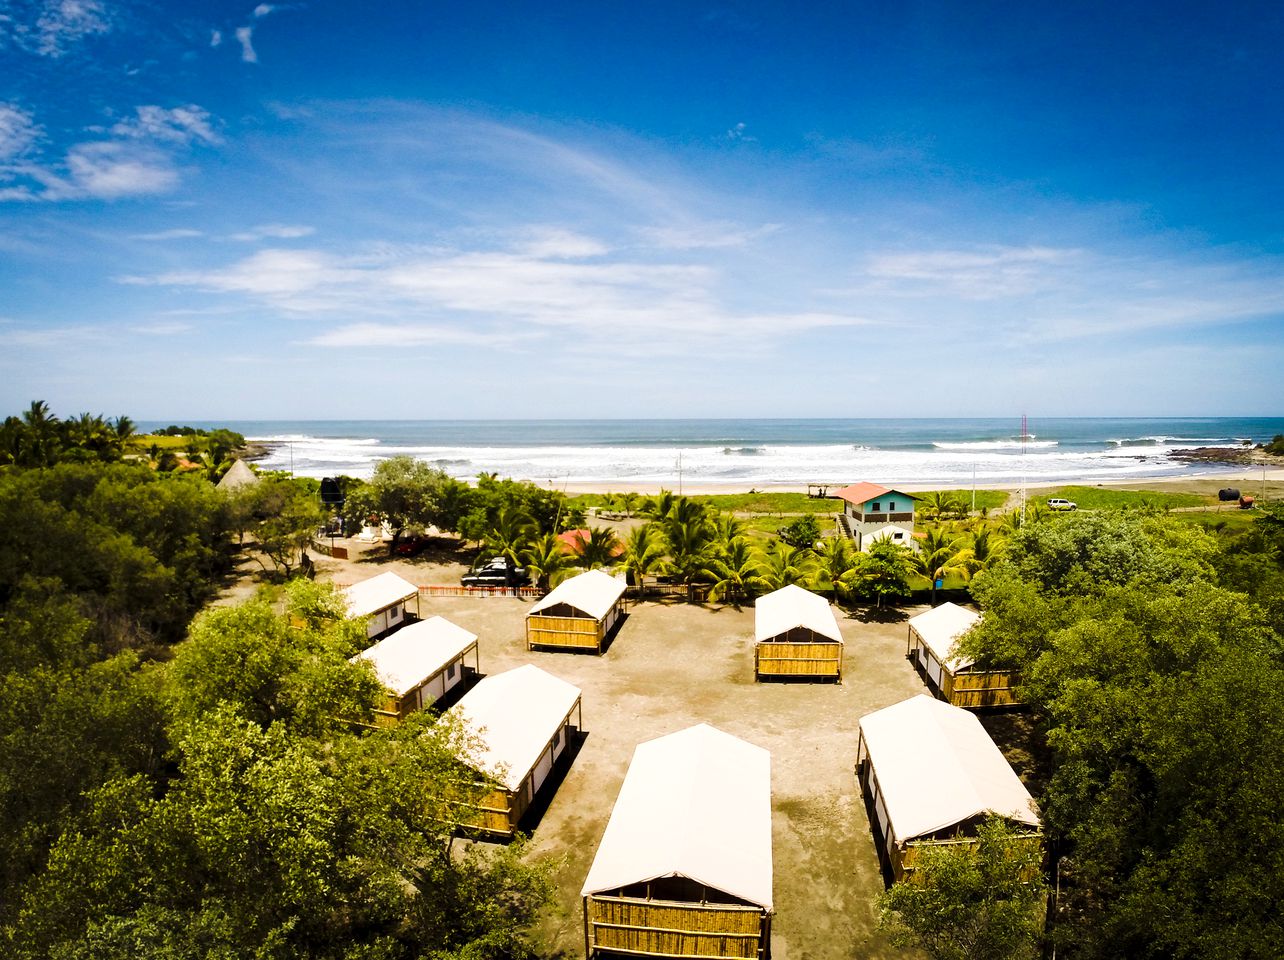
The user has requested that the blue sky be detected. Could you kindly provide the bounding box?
[1,0,1282,419]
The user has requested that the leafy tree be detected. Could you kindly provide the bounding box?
[843,539,913,608]
[245,478,326,579]
[777,514,821,548]
[486,505,537,565]
[167,596,378,736]
[351,455,453,540]
[877,817,1047,960]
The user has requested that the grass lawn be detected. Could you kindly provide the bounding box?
[131,434,189,450]
[912,489,1010,513]
[1043,485,1211,511]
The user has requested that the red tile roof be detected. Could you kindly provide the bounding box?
[832,483,917,506]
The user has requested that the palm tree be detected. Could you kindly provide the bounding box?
[706,536,761,604]
[661,500,716,601]
[712,512,746,546]
[573,526,621,569]
[641,489,678,521]
[751,542,817,593]
[956,526,999,578]
[485,505,536,565]
[621,524,666,597]
[522,532,575,593]
[619,492,640,518]
[814,536,859,599]
[922,490,966,520]
[910,528,971,605]
[20,400,60,467]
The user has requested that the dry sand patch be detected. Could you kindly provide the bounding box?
[408,592,930,960]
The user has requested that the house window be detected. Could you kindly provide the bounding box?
[872,501,881,511]
[888,500,896,510]
[553,728,562,748]
[894,532,904,540]
[446,662,456,679]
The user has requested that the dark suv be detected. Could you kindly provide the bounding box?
[461,557,529,587]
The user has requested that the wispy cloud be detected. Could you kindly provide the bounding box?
[0,0,112,57]
[130,321,192,335]
[864,245,1079,299]
[0,103,41,161]
[132,227,204,241]
[726,121,756,142]
[122,230,868,352]
[253,3,276,17]
[210,28,221,47]
[235,25,256,62]
[110,105,220,146]
[226,223,315,242]
[0,102,220,202]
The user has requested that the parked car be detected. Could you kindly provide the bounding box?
[391,533,432,556]
[1047,498,1077,511]
[461,556,529,587]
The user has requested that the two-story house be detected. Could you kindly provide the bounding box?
[833,482,918,551]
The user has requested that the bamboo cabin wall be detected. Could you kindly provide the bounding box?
[754,635,842,680]
[908,629,1020,708]
[449,700,580,837]
[527,604,610,652]
[585,894,771,960]
[370,644,478,728]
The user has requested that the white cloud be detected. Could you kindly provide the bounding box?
[58,141,180,198]
[235,25,256,62]
[864,245,1078,299]
[130,321,192,335]
[9,0,112,57]
[111,105,220,146]
[306,322,531,348]
[727,121,756,142]
[210,28,221,47]
[0,103,40,160]
[0,102,219,203]
[132,228,203,240]
[123,232,870,352]
[253,3,275,17]
[642,221,780,250]
[226,223,315,241]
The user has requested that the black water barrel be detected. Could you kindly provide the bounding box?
[320,476,345,505]
[1218,488,1240,501]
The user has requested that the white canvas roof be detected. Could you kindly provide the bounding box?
[447,664,581,792]
[581,723,773,910]
[908,602,981,671]
[341,572,418,619]
[529,569,626,621]
[352,616,477,697]
[859,695,1039,845]
[754,584,843,645]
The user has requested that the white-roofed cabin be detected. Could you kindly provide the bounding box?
[341,571,420,640]
[855,695,1041,881]
[582,724,773,960]
[445,664,583,837]
[754,584,844,681]
[352,616,479,727]
[907,602,1020,708]
[527,569,626,654]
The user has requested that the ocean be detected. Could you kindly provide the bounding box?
[142,417,1284,486]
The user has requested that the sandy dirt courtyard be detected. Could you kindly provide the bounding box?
[302,540,958,960]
